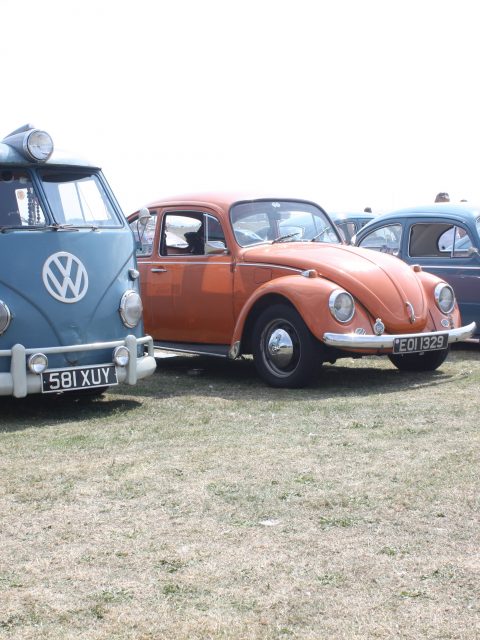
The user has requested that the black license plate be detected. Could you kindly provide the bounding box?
[42,364,118,393]
[393,333,448,354]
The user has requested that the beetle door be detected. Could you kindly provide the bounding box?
[406,220,480,328]
[135,209,234,344]
[130,211,178,335]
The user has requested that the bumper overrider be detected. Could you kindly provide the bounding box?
[0,334,156,398]
[323,321,476,350]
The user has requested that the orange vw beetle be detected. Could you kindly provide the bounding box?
[128,194,475,388]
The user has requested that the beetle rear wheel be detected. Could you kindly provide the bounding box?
[388,348,449,372]
[252,304,320,388]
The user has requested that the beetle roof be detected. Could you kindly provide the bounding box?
[142,193,327,213]
[363,202,480,227]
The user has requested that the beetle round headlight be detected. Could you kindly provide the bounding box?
[119,290,143,328]
[329,290,355,323]
[113,345,130,367]
[28,353,48,374]
[23,129,54,162]
[0,300,12,334]
[435,283,455,314]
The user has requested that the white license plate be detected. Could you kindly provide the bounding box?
[393,333,448,354]
[41,364,118,393]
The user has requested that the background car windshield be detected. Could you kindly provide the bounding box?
[0,169,47,228]
[230,200,340,246]
[39,170,121,226]
[358,224,402,255]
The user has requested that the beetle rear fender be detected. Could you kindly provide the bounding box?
[231,274,344,355]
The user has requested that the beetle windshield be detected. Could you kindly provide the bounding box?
[0,169,47,228]
[38,169,122,227]
[230,200,340,247]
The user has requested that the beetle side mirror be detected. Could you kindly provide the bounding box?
[138,207,151,228]
[135,207,152,249]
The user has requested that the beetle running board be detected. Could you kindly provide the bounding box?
[153,341,230,358]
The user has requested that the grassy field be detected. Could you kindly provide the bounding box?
[1,347,479,639]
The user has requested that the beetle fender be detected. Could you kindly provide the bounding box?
[230,273,372,351]
[412,267,463,328]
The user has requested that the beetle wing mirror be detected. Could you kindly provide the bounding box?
[138,207,151,228]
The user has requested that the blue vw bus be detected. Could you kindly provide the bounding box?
[0,124,156,397]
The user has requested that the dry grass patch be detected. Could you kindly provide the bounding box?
[1,347,479,639]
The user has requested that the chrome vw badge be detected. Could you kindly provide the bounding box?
[42,252,88,303]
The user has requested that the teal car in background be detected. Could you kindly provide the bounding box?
[353,203,480,338]
[329,210,375,243]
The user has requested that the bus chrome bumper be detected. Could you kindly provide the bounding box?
[323,321,476,350]
[0,335,156,398]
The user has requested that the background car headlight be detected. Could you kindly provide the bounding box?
[329,290,355,323]
[435,283,455,314]
[0,300,12,334]
[119,290,143,328]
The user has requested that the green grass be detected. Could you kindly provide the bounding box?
[0,347,479,639]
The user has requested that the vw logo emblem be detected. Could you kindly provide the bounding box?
[42,252,88,303]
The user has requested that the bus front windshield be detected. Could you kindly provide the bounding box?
[39,170,122,227]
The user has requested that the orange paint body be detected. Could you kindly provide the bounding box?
[128,194,469,359]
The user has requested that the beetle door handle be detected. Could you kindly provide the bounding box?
[151,267,167,273]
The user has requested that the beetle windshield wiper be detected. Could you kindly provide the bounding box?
[272,232,300,243]
[311,226,332,242]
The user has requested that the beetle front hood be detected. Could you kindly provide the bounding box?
[242,243,431,331]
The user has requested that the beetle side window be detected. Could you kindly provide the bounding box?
[358,224,401,255]
[161,213,200,255]
[438,225,472,256]
[410,223,473,258]
[205,214,227,252]
[130,212,157,256]
[160,212,226,256]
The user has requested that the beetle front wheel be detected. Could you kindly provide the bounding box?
[252,304,320,388]
[388,348,449,372]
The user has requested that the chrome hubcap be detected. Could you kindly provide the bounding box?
[266,327,294,369]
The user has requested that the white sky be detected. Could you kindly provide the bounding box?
[1,0,479,215]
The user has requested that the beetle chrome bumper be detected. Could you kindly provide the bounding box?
[323,321,476,350]
[0,334,156,398]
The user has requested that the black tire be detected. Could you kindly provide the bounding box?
[388,348,449,372]
[252,304,321,388]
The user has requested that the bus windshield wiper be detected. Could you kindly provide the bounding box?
[48,223,99,231]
